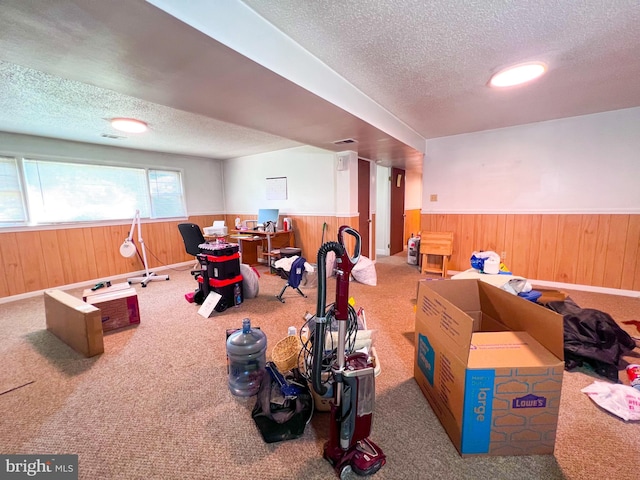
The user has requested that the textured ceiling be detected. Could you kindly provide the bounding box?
[0,0,639,173]
[0,61,302,159]
[243,0,640,138]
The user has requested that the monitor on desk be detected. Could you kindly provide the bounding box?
[257,208,279,227]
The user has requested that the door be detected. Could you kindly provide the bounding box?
[358,158,371,258]
[390,167,405,255]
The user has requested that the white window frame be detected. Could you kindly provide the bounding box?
[0,154,187,229]
[0,156,28,225]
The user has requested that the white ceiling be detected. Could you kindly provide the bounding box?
[1,0,639,174]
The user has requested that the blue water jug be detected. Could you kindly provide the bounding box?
[226,318,267,397]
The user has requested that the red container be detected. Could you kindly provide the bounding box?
[206,252,241,280]
[197,274,243,312]
[627,364,640,389]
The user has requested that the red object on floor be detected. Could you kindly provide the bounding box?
[622,320,640,334]
[185,291,195,303]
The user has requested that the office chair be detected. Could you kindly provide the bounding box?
[178,223,206,273]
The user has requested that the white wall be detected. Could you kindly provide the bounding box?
[223,145,337,215]
[0,132,225,217]
[405,169,422,210]
[423,107,640,213]
[335,151,359,217]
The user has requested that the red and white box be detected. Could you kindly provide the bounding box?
[82,283,140,332]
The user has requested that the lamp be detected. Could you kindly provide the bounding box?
[489,62,547,88]
[120,210,169,287]
[111,118,148,133]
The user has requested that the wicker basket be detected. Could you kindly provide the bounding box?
[272,335,301,372]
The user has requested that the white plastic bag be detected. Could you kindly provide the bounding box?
[470,250,501,274]
[581,381,640,421]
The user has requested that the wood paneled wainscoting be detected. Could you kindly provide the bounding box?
[225,214,362,265]
[404,209,422,248]
[0,215,223,299]
[421,213,640,290]
[1,214,375,298]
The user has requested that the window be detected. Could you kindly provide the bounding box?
[1,157,185,226]
[0,157,26,224]
[148,169,185,219]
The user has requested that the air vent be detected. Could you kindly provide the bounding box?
[101,133,125,139]
[332,138,358,145]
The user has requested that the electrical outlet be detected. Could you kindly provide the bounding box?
[501,251,507,260]
[430,194,438,202]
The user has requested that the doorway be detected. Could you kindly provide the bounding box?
[357,158,371,258]
[389,167,406,255]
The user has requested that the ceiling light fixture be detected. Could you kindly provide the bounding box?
[111,118,148,133]
[489,62,547,88]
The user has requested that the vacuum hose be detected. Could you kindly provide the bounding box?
[312,241,345,396]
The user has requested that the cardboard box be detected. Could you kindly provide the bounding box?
[414,279,565,456]
[83,284,140,332]
[44,290,104,357]
[534,287,569,305]
[82,282,131,301]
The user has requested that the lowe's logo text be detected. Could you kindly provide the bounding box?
[512,393,547,408]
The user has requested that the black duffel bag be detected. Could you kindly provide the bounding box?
[251,367,313,443]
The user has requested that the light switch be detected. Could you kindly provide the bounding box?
[430,194,438,202]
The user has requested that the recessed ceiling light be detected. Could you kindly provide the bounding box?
[489,62,547,88]
[111,118,148,133]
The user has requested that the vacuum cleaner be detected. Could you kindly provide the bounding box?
[310,225,386,477]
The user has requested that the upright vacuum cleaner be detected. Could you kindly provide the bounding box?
[311,225,386,477]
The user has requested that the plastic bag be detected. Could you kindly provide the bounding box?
[581,381,640,421]
[470,251,501,274]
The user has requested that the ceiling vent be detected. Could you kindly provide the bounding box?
[332,138,358,145]
[101,133,125,139]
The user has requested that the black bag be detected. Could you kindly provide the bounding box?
[251,368,313,443]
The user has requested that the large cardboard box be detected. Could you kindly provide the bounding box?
[82,284,140,332]
[414,279,565,456]
[44,290,104,357]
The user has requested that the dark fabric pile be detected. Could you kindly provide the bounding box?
[546,298,637,381]
[252,368,313,443]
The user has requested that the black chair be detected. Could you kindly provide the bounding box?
[178,223,205,273]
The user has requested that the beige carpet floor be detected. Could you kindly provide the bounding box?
[1,253,639,480]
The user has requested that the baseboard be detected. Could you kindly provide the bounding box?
[447,270,640,298]
[0,261,194,305]
[528,278,640,298]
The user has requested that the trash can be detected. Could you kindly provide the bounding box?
[408,237,420,265]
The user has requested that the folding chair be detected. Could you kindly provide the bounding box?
[420,231,454,277]
[276,256,308,303]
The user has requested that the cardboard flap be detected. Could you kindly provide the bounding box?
[82,282,131,301]
[468,331,563,368]
[47,289,99,313]
[417,280,475,363]
[477,282,564,360]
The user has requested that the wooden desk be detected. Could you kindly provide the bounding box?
[231,230,295,266]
